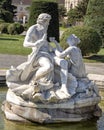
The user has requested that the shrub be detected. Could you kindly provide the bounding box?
[0,19,4,24]
[60,26,102,56]
[28,0,59,42]
[8,23,16,34]
[0,23,9,33]
[15,23,24,34]
[23,23,28,31]
[8,23,24,34]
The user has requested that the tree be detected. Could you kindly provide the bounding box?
[84,0,104,46]
[28,0,59,42]
[67,8,79,25]
[67,0,89,25]
[0,0,16,22]
[58,5,67,27]
[58,5,66,20]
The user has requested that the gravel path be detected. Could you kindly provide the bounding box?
[0,54,104,75]
[0,54,27,69]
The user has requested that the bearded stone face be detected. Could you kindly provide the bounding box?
[37,13,51,27]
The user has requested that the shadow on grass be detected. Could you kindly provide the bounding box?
[0,37,19,41]
[84,55,104,63]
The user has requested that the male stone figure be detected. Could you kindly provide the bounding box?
[6,13,54,92]
[22,13,53,83]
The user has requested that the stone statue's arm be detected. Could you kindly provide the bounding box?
[55,47,71,58]
[23,26,47,48]
[49,37,63,52]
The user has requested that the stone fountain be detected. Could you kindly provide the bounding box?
[2,13,102,123]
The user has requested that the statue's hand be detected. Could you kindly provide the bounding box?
[33,33,47,47]
[37,33,47,45]
[55,50,61,57]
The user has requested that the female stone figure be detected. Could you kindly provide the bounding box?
[55,34,86,78]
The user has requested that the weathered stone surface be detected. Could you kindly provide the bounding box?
[74,97,101,108]
[6,89,100,109]
[2,101,101,123]
[6,89,75,109]
[1,101,30,122]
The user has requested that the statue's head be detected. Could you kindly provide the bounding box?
[37,13,51,27]
[66,34,80,46]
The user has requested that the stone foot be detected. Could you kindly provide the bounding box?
[56,86,71,100]
[47,91,59,102]
[33,93,44,102]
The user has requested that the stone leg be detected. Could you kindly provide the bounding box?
[54,57,70,98]
[32,57,53,82]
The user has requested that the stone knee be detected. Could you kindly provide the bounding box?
[38,57,53,71]
[60,59,68,69]
[45,62,54,72]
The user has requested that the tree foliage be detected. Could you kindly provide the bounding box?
[58,5,66,20]
[0,0,16,22]
[84,0,104,46]
[67,0,89,25]
[28,0,59,42]
[0,22,24,34]
[67,8,79,25]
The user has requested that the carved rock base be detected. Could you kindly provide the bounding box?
[2,80,102,124]
[2,101,102,124]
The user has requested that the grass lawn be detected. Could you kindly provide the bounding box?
[0,34,31,55]
[83,48,104,63]
[0,34,104,63]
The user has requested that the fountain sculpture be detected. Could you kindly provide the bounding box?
[2,13,102,123]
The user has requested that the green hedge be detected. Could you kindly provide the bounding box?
[28,0,59,42]
[8,23,24,35]
[60,26,102,56]
[0,23,24,34]
[0,23,9,33]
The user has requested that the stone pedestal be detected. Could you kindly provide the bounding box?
[2,88,102,124]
